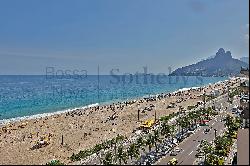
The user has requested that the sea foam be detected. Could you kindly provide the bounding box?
[0,103,99,126]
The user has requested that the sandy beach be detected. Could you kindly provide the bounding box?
[0,78,241,165]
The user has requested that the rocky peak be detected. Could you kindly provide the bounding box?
[215,48,232,59]
[170,48,249,76]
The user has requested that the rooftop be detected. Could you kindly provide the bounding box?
[237,129,249,165]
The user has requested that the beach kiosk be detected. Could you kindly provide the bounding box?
[139,119,155,130]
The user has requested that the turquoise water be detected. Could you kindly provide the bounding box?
[0,75,227,120]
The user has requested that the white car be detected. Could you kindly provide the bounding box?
[187,130,195,134]
[175,147,181,152]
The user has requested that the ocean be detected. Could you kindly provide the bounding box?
[0,75,227,121]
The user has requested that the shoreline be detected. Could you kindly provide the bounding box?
[0,77,241,165]
[0,78,229,126]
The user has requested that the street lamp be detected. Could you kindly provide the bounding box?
[137,103,140,122]
[203,92,206,110]
[227,85,230,102]
[214,129,217,139]
[138,109,140,122]
[178,106,181,134]
[61,134,64,145]
[154,107,157,122]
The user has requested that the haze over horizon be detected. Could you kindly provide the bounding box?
[0,0,249,75]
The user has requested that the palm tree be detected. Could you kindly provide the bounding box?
[176,118,181,135]
[102,151,113,165]
[206,107,213,120]
[145,133,154,152]
[214,135,232,157]
[193,111,200,127]
[203,93,206,109]
[93,144,104,164]
[136,136,145,152]
[187,112,194,127]
[194,109,202,123]
[127,143,140,162]
[160,121,171,137]
[169,125,176,144]
[224,115,233,128]
[177,118,188,136]
[153,129,161,152]
[112,134,125,158]
[183,116,191,130]
[196,140,213,164]
[106,138,115,149]
[206,153,223,165]
[46,160,64,165]
[93,144,103,154]
[115,145,128,165]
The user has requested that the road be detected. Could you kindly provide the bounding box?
[156,94,236,165]
[81,94,239,165]
[156,114,225,165]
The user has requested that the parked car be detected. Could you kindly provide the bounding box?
[170,151,178,156]
[175,147,181,152]
[167,103,175,108]
[195,152,204,158]
[187,130,195,136]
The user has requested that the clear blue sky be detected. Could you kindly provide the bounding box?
[0,0,249,75]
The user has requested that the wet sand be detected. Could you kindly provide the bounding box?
[0,78,240,164]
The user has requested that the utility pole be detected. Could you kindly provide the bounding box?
[214,129,217,139]
[137,103,140,122]
[154,108,157,122]
[137,109,140,122]
[61,134,64,145]
[203,92,206,110]
[178,106,181,134]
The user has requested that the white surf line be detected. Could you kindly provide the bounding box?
[189,151,193,155]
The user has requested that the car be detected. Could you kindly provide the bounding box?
[195,152,204,158]
[187,130,195,135]
[175,147,181,152]
[168,158,178,165]
[167,103,175,108]
[170,151,178,156]
[177,137,184,142]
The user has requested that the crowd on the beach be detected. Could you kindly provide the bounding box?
[0,77,242,165]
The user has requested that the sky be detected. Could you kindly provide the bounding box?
[0,0,249,75]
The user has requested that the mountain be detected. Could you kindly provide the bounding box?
[240,57,249,64]
[169,48,249,76]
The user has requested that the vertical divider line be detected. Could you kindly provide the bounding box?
[98,65,100,104]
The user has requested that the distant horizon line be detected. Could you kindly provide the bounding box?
[0,74,229,77]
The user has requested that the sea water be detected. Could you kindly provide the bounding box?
[0,75,227,121]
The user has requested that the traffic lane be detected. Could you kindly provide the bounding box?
[185,117,225,165]
[176,129,214,165]
[156,131,202,165]
[156,116,224,165]
[178,117,225,165]
[177,97,232,165]
[179,125,225,165]
[156,98,229,165]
